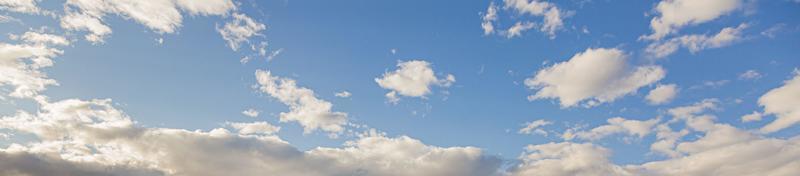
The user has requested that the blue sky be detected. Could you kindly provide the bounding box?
[1,0,799,175]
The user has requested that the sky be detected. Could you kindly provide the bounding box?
[0,0,799,175]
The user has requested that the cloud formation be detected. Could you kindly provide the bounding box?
[646,84,678,105]
[643,0,743,40]
[375,60,455,103]
[754,70,800,133]
[525,48,665,107]
[645,24,748,59]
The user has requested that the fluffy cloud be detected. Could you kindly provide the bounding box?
[503,0,566,39]
[525,48,665,107]
[509,142,632,176]
[9,31,71,46]
[255,70,348,135]
[754,70,800,133]
[0,0,41,14]
[0,43,62,101]
[646,24,748,58]
[504,21,535,38]
[643,0,743,40]
[481,2,498,35]
[217,13,266,51]
[519,119,552,136]
[375,60,455,103]
[646,84,678,105]
[0,98,501,176]
[227,121,280,135]
[60,0,236,43]
[241,108,260,118]
[563,117,659,141]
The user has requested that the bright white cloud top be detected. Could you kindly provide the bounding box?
[0,0,798,175]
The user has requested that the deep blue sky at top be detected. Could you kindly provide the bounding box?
[1,0,798,164]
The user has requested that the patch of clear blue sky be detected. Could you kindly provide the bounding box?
[1,0,798,164]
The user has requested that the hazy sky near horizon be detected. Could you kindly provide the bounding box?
[1,0,799,175]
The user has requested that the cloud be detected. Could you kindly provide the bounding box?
[59,0,236,43]
[643,0,743,40]
[739,69,762,80]
[481,2,498,35]
[375,60,455,103]
[755,70,800,133]
[241,108,260,118]
[504,21,536,38]
[9,31,71,46]
[0,43,62,101]
[0,98,502,176]
[503,0,566,39]
[646,84,678,105]
[217,13,266,51]
[227,121,280,135]
[334,91,351,98]
[563,117,659,141]
[255,70,348,135]
[509,142,632,176]
[646,24,748,58]
[518,119,552,136]
[0,0,42,14]
[525,48,665,107]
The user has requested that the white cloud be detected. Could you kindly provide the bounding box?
[334,91,351,98]
[0,43,62,101]
[255,70,347,135]
[10,31,71,46]
[646,24,748,58]
[741,111,763,122]
[739,69,762,80]
[481,2,498,35]
[503,0,566,39]
[509,142,632,176]
[643,0,743,40]
[518,119,552,136]
[755,70,800,133]
[563,117,659,141]
[504,21,535,38]
[241,108,260,118]
[0,0,41,14]
[646,84,678,105]
[375,60,455,102]
[60,0,235,43]
[217,13,266,51]
[525,48,665,107]
[227,121,280,135]
[0,98,502,176]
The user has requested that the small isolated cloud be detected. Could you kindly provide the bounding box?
[563,117,659,141]
[255,70,348,135]
[218,13,266,51]
[754,70,800,133]
[525,48,665,108]
[646,24,748,59]
[642,0,744,40]
[335,91,351,98]
[375,60,455,103]
[646,84,679,105]
[504,21,536,38]
[480,0,568,39]
[518,119,552,136]
[739,69,762,80]
[241,108,260,118]
[227,121,280,135]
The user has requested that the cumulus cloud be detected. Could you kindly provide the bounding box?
[59,0,235,43]
[0,0,42,14]
[643,0,743,40]
[255,70,347,135]
[646,24,748,58]
[241,108,260,118]
[0,98,501,176]
[217,13,266,51]
[334,91,351,98]
[509,142,632,176]
[0,43,62,101]
[525,48,665,107]
[503,0,566,39]
[646,84,678,105]
[754,70,800,133]
[227,121,280,135]
[375,60,455,103]
[518,119,552,136]
[9,31,71,46]
[481,2,498,35]
[563,117,659,141]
